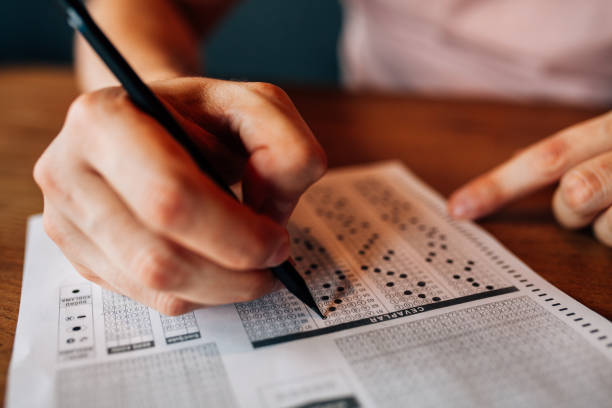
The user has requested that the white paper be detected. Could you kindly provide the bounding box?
[6,161,612,408]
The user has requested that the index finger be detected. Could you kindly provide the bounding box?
[153,78,328,223]
[448,112,612,219]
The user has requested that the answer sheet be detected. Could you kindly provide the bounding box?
[6,161,612,408]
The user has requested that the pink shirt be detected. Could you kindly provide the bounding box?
[340,0,612,106]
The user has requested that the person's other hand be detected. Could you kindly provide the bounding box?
[34,77,327,314]
[448,111,612,247]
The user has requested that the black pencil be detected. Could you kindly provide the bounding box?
[56,0,325,319]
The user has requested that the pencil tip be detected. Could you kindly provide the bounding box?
[270,261,326,319]
[306,299,325,319]
[303,292,325,319]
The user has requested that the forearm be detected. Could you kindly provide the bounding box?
[76,0,232,91]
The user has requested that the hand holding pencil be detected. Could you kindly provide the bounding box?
[35,1,327,316]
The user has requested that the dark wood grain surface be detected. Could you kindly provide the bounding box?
[1,68,610,403]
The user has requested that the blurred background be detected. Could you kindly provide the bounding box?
[0,0,342,85]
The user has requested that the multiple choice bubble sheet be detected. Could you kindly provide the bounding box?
[6,161,612,408]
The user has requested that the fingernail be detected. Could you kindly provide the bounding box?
[267,237,290,267]
[449,194,476,219]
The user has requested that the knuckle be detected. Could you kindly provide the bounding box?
[155,294,193,316]
[236,273,275,303]
[229,223,288,270]
[33,152,73,204]
[305,145,328,180]
[232,230,274,269]
[33,154,54,191]
[42,213,66,247]
[530,136,570,180]
[143,178,190,230]
[80,209,110,238]
[104,89,134,114]
[560,169,602,212]
[247,82,291,104]
[286,144,328,183]
[73,264,101,284]
[67,88,132,124]
[132,246,179,290]
[66,93,99,123]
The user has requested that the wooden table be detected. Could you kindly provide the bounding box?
[1,68,611,403]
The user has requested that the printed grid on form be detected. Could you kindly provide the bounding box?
[56,343,237,408]
[235,167,517,347]
[102,290,202,353]
[159,311,201,344]
[102,289,155,354]
[336,296,612,408]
